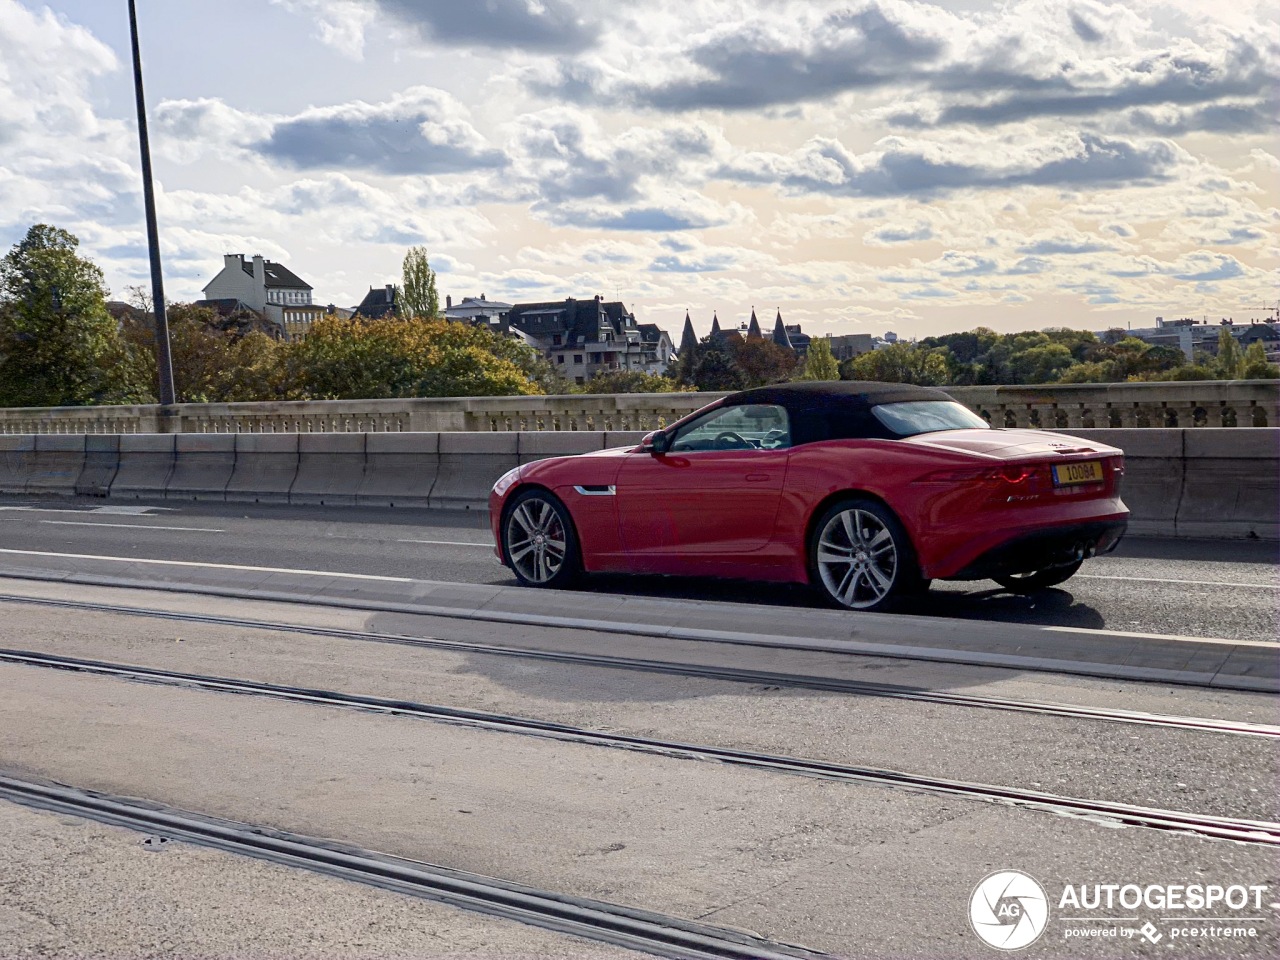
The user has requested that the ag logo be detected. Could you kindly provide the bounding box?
[969,870,1050,950]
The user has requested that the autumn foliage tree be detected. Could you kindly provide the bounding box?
[579,370,689,394]
[729,337,797,386]
[280,315,542,399]
[120,303,285,403]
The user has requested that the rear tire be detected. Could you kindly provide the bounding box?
[808,498,921,612]
[503,489,580,589]
[994,559,1083,593]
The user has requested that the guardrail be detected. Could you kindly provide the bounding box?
[0,381,1275,434]
[0,429,1275,540]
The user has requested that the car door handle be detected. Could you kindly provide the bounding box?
[745,473,771,482]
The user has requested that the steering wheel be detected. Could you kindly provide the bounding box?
[714,431,750,449]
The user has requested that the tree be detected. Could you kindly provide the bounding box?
[120,303,284,403]
[0,224,144,406]
[1242,341,1280,379]
[401,247,439,320]
[798,337,839,381]
[1214,328,1244,379]
[281,315,540,399]
[729,337,797,387]
[579,370,689,394]
[842,342,949,385]
[1058,360,1119,384]
[1008,343,1074,383]
[691,336,744,391]
[486,332,573,394]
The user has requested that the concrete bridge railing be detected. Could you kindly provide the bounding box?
[0,428,1275,540]
[0,381,1275,434]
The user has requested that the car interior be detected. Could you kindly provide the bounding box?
[669,404,791,451]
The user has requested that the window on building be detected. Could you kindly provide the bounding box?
[573,354,583,364]
[589,352,602,362]
[556,355,565,364]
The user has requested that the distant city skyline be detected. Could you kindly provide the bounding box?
[1,0,1276,339]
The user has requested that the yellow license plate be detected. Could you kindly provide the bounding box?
[1053,460,1104,486]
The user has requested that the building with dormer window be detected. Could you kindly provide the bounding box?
[202,254,317,336]
[500,296,671,383]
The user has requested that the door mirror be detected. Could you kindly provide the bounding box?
[646,431,671,455]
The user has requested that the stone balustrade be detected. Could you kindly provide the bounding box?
[0,380,1274,434]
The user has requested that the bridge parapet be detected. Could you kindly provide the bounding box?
[0,381,1273,434]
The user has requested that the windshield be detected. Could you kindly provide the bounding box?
[871,400,990,437]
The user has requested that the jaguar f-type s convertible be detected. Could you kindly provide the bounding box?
[489,382,1128,611]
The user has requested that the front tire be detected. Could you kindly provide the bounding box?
[994,560,1083,593]
[503,489,580,589]
[809,498,920,612]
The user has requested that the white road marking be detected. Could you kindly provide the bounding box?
[0,548,414,582]
[1041,625,1276,647]
[0,505,172,515]
[38,520,224,533]
[397,538,493,548]
[84,505,175,515]
[0,547,1269,647]
[1080,574,1279,589]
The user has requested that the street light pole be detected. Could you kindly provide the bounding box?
[127,0,176,408]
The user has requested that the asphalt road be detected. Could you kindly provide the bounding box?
[1,587,1277,958]
[0,495,1275,641]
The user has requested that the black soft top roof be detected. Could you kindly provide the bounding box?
[720,381,956,444]
[724,381,950,409]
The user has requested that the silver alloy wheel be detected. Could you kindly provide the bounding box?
[506,496,568,584]
[816,508,899,609]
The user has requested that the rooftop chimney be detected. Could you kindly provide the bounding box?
[446,294,452,309]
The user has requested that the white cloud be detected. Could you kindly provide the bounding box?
[269,0,374,59]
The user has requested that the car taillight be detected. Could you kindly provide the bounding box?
[916,464,1039,486]
[1112,456,1125,476]
[916,467,992,483]
[995,464,1035,485]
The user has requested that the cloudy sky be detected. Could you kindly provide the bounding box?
[1,0,1276,339]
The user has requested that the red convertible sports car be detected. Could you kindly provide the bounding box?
[489,382,1128,611]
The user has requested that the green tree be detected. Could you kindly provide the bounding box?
[1214,328,1244,379]
[691,336,744,391]
[798,337,839,381]
[0,224,144,406]
[1058,360,1119,384]
[400,247,439,319]
[1242,341,1280,379]
[579,370,689,394]
[842,342,949,385]
[1008,342,1074,383]
[672,346,699,386]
